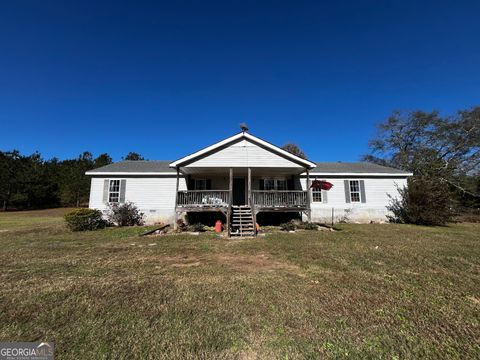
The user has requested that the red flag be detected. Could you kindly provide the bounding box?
[311,180,333,190]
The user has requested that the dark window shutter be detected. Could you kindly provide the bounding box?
[344,180,351,203]
[206,179,212,190]
[103,179,109,204]
[287,178,294,190]
[259,179,264,190]
[360,180,366,203]
[188,177,194,190]
[119,180,127,203]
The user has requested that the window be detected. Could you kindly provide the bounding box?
[349,180,360,202]
[312,188,322,202]
[261,179,287,190]
[108,180,120,203]
[277,180,287,190]
[263,179,275,190]
[194,179,207,190]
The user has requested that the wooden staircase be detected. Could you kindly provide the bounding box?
[230,205,255,237]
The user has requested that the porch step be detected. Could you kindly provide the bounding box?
[230,206,255,237]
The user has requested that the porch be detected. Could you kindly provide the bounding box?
[176,189,308,210]
[174,167,312,236]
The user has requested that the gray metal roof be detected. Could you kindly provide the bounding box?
[311,162,409,174]
[86,161,173,173]
[87,160,410,175]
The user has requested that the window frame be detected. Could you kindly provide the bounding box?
[108,179,121,204]
[261,178,287,191]
[312,187,322,202]
[194,178,207,190]
[349,180,361,203]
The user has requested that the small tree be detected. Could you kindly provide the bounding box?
[387,178,454,226]
[281,143,307,159]
[107,202,144,226]
[123,152,145,161]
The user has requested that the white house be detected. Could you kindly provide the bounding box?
[86,130,412,236]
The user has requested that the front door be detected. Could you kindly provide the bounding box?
[233,177,246,205]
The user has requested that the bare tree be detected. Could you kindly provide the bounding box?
[364,107,480,197]
[282,143,307,159]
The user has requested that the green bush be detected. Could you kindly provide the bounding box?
[280,221,296,231]
[107,202,144,226]
[190,223,206,232]
[305,222,318,230]
[64,208,107,231]
[387,178,454,226]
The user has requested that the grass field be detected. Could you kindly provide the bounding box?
[0,209,479,359]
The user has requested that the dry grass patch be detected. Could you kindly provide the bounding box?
[0,210,479,359]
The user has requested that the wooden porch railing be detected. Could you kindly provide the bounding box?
[252,190,308,208]
[177,190,230,207]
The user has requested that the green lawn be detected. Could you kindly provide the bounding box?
[0,209,479,359]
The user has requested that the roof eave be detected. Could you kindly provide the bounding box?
[85,171,178,175]
[305,172,413,176]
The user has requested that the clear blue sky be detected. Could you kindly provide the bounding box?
[1,0,479,162]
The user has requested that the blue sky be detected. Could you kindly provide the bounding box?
[1,0,479,162]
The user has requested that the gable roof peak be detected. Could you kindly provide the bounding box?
[169,131,316,168]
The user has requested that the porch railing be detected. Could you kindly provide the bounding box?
[252,190,308,208]
[177,190,230,207]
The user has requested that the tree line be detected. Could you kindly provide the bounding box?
[0,151,144,211]
[2,106,478,224]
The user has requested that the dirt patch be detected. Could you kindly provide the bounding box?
[467,295,480,305]
[159,255,202,268]
[156,253,302,274]
[170,261,201,268]
[214,253,301,273]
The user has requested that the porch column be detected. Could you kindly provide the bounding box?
[306,168,311,222]
[174,167,180,229]
[247,167,252,206]
[227,168,233,236]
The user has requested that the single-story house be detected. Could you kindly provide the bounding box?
[86,130,412,236]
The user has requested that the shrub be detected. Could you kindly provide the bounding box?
[64,208,107,231]
[107,202,144,226]
[280,221,296,231]
[176,219,188,231]
[305,222,318,230]
[387,178,454,226]
[190,223,206,232]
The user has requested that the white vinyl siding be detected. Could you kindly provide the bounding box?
[89,176,187,223]
[299,177,408,223]
[184,139,303,168]
[88,174,409,224]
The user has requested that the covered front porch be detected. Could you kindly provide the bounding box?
[174,166,312,236]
